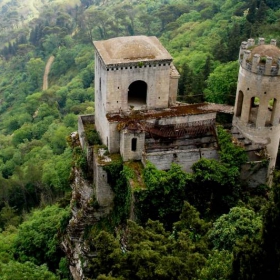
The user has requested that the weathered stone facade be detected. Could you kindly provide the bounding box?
[89,35,222,206]
[77,35,278,209]
[94,36,180,153]
[68,36,280,280]
[233,38,280,184]
[94,36,219,157]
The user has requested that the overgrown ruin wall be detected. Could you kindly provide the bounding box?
[93,149,115,208]
[143,148,219,172]
[241,162,268,187]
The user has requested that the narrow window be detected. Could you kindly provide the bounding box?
[107,172,112,184]
[236,91,244,117]
[131,138,137,151]
[268,98,277,126]
[249,96,259,125]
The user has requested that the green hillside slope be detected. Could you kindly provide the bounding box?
[0,0,279,278]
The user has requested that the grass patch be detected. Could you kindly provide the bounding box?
[124,161,146,190]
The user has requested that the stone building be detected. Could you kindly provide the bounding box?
[78,35,277,207]
[92,35,219,168]
[78,36,224,207]
[232,38,280,184]
[68,36,280,280]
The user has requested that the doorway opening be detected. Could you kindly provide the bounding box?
[128,80,147,108]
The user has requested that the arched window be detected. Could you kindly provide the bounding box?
[235,91,244,117]
[267,98,277,126]
[249,97,259,125]
[128,80,147,108]
[131,138,137,151]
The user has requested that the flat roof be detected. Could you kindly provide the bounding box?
[93,35,173,65]
[106,103,220,122]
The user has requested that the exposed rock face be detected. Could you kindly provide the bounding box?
[62,167,110,280]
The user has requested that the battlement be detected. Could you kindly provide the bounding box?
[239,38,280,76]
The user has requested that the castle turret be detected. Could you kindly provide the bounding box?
[233,38,280,183]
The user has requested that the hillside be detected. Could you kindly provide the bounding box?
[0,0,81,49]
[0,0,280,279]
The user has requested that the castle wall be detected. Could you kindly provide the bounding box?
[107,111,216,154]
[78,115,87,150]
[143,148,219,173]
[233,38,280,184]
[94,53,111,147]
[240,162,267,187]
[169,64,180,106]
[78,115,95,175]
[120,130,145,161]
[145,132,217,152]
[144,112,217,126]
[105,63,171,113]
[232,119,280,184]
[235,67,280,127]
[93,149,115,208]
[108,122,120,153]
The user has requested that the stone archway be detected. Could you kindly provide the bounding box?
[128,80,147,108]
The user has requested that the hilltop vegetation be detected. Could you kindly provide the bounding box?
[0,0,280,278]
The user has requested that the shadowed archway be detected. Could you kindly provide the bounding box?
[128,80,147,108]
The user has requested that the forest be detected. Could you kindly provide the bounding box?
[0,0,280,279]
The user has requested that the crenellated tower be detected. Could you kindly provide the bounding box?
[233,38,280,183]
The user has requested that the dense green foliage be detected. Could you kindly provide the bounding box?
[231,172,280,280]
[136,162,191,228]
[0,261,58,280]
[14,205,70,271]
[136,127,247,224]
[103,159,132,227]
[0,0,280,279]
[87,204,210,280]
[0,205,70,279]
[0,0,277,211]
[198,250,233,280]
[209,207,262,251]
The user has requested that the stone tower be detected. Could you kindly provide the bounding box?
[233,38,280,183]
[93,36,180,155]
[91,35,219,171]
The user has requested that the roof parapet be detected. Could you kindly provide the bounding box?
[239,38,280,76]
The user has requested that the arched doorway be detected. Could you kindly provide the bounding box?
[128,80,147,108]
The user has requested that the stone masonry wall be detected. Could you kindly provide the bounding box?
[93,149,115,208]
[143,147,219,173]
[120,129,145,161]
[105,64,171,112]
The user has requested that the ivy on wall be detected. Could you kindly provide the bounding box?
[103,160,132,228]
[134,127,249,224]
[135,162,191,229]
[217,126,247,169]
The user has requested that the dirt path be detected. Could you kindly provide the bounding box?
[43,55,55,90]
